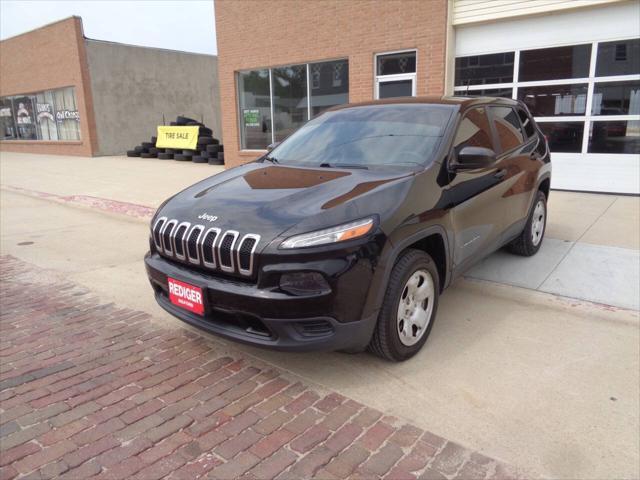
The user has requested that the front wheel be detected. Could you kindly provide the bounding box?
[368,249,439,362]
[508,190,547,256]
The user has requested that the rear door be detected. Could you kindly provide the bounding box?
[488,106,539,241]
[445,106,507,274]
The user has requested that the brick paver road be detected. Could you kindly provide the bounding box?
[0,255,520,479]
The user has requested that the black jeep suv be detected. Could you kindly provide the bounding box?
[145,96,551,361]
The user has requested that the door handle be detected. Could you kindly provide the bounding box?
[494,169,507,180]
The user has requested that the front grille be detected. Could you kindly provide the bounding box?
[152,218,260,277]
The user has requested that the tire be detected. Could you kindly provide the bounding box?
[133,146,144,153]
[508,190,547,257]
[368,249,440,362]
[148,147,159,155]
[169,122,177,126]
[186,121,204,127]
[198,136,214,145]
[218,144,224,152]
[141,142,153,149]
[176,116,197,125]
[164,148,175,154]
[150,136,157,144]
[140,152,156,158]
[174,153,192,161]
[217,152,225,163]
[157,153,173,160]
[182,149,197,155]
[126,150,140,157]
[199,127,213,137]
[208,158,223,165]
[206,144,220,154]
[192,155,208,163]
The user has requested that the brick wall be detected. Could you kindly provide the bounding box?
[214,0,448,168]
[0,17,97,156]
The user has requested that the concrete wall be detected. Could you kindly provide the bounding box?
[85,40,221,156]
[215,0,448,168]
[0,17,98,156]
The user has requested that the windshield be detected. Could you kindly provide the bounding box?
[268,104,454,168]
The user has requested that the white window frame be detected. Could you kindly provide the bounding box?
[453,38,640,155]
[374,49,417,100]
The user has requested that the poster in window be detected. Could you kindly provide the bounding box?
[244,109,260,127]
[36,103,54,123]
[55,110,80,122]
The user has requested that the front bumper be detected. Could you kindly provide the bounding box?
[144,252,377,351]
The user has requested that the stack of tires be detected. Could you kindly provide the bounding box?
[126,115,224,165]
[126,137,161,158]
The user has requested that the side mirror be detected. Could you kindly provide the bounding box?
[453,146,495,170]
[267,142,280,152]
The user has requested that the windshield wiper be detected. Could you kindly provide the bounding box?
[264,155,279,164]
[319,162,368,170]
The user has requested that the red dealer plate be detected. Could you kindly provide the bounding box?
[167,277,204,316]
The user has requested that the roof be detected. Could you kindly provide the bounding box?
[328,95,521,112]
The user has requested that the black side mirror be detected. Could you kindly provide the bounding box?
[453,146,495,170]
[267,142,280,152]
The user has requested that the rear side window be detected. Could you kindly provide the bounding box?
[517,108,536,138]
[452,107,494,154]
[490,106,525,151]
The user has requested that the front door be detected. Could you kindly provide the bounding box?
[444,106,507,274]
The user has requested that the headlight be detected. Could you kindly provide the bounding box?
[280,217,374,249]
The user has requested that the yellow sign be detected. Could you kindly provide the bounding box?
[156,125,199,150]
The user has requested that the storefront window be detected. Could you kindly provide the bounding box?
[518,84,588,117]
[596,39,640,77]
[0,97,17,140]
[309,59,348,117]
[0,87,80,142]
[455,52,514,87]
[592,81,640,116]
[272,64,307,142]
[538,122,585,153]
[238,59,349,149]
[238,69,272,150]
[454,38,640,155]
[519,44,591,82]
[588,121,640,154]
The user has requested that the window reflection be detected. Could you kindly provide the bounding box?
[309,60,348,117]
[491,106,524,151]
[238,69,272,150]
[592,81,640,116]
[518,84,588,117]
[519,45,591,82]
[589,121,640,154]
[455,52,514,86]
[596,39,640,77]
[272,64,308,142]
[538,122,584,153]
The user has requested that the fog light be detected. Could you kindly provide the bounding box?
[280,272,330,296]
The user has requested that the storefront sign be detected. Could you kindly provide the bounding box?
[56,110,80,122]
[243,109,260,127]
[16,103,32,124]
[36,103,54,122]
[156,125,199,150]
[0,107,11,117]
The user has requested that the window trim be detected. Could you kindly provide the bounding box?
[453,37,640,155]
[448,105,501,167]
[374,49,418,100]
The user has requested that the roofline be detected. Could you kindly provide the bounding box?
[0,15,217,57]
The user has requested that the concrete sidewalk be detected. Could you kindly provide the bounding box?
[1,152,639,479]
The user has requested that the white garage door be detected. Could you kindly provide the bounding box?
[454,2,640,194]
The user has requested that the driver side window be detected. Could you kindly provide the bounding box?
[452,107,494,155]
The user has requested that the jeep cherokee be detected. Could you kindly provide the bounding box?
[145,96,551,361]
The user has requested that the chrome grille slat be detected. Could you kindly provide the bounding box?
[151,218,259,276]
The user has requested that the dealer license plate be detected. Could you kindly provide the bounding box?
[167,277,204,316]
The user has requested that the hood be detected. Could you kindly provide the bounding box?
[156,162,415,241]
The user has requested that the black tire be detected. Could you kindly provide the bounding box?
[218,144,224,152]
[169,122,178,126]
[368,249,440,362]
[126,150,140,157]
[164,148,175,154]
[218,152,225,163]
[508,190,547,257]
[141,142,153,149]
[148,147,159,155]
[197,136,214,145]
[174,153,192,161]
[140,152,156,158]
[186,121,204,127]
[150,136,157,144]
[176,116,197,125]
[157,153,173,160]
[208,158,224,165]
[206,144,221,154]
[182,149,197,155]
[133,145,144,153]
[199,127,213,137]
[192,155,208,163]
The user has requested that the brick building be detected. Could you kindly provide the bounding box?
[215,0,639,194]
[0,16,221,156]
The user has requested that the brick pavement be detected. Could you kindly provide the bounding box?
[0,255,521,479]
